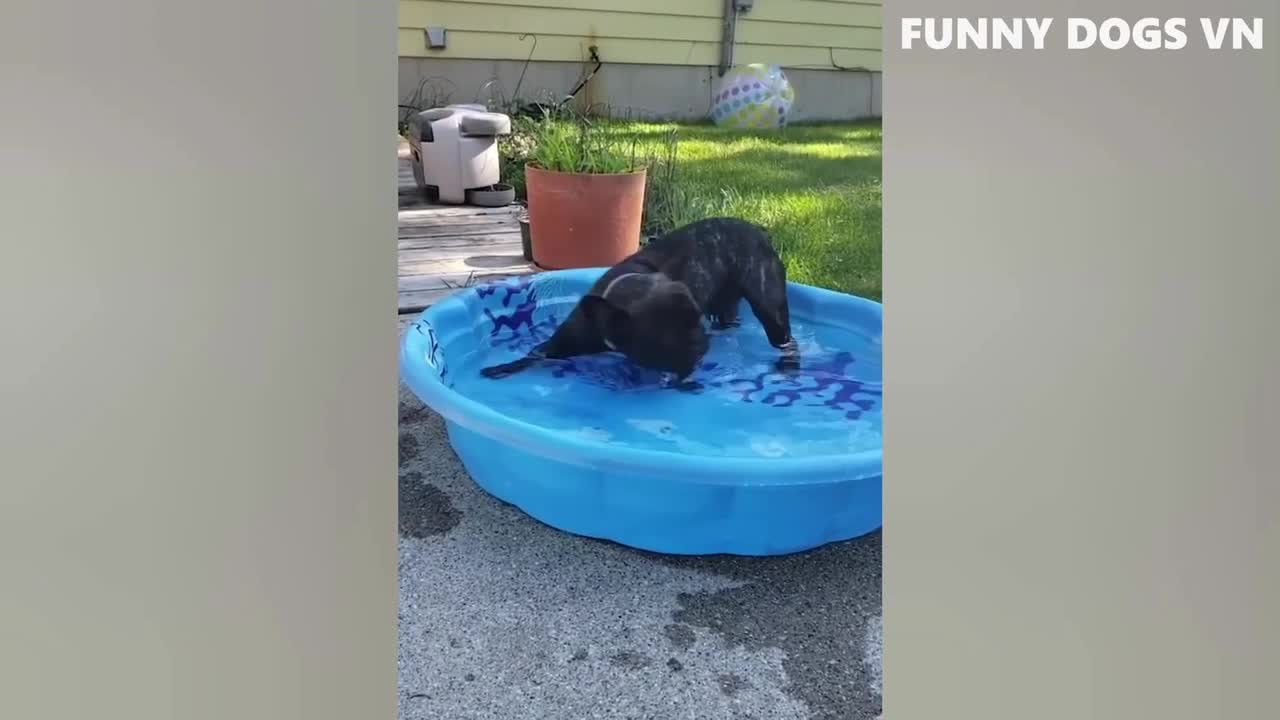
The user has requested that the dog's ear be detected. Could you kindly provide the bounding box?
[580,294,631,342]
[657,282,703,328]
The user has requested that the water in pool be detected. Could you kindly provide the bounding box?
[446,284,881,460]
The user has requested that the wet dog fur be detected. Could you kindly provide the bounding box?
[479,217,797,382]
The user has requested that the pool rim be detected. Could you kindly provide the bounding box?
[400,269,882,488]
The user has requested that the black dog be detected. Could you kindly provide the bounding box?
[479,217,797,382]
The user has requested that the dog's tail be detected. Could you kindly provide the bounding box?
[479,356,538,379]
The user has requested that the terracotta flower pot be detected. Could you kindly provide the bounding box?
[525,164,647,270]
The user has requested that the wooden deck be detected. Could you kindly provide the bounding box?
[398,144,535,314]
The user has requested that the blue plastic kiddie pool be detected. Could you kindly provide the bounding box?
[400,269,881,556]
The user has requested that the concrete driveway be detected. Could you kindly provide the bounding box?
[399,381,883,720]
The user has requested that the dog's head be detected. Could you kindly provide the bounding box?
[580,275,709,380]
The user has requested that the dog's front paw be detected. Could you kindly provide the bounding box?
[775,354,802,375]
[480,355,540,379]
[480,362,521,378]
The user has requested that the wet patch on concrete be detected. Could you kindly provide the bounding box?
[608,650,653,671]
[399,431,420,467]
[663,623,697,651]
[399,397,432,427]
[717,673,751,697]
[654,532,884,720]
[398,470,462,539]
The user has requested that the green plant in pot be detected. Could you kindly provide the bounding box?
[523,115,647,270]
[497,114,537,201]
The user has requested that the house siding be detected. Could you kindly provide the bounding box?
[397,0,883,72]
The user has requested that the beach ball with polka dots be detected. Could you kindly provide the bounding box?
[710,64,795,129]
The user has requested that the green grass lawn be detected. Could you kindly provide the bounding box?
[613,121,882,301]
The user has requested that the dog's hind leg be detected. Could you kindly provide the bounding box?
[708,285,742,330]
[741,256,793,348]
[740,255,800,372]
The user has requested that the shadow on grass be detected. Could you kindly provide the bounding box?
[677,146,881,194]
[766,189,882,301]
[607,119,884,145]
[672,160,882,299]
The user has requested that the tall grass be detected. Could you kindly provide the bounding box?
[524,113,641,175]
[496,115,538,197]
[639,127,723,238]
